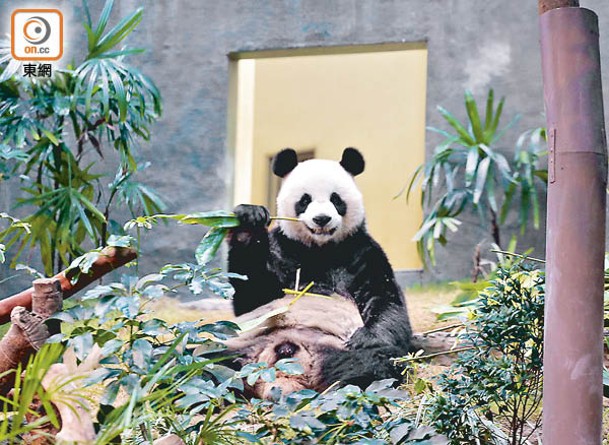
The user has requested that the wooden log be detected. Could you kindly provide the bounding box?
[0,246,136,325]
[0,278,63,397]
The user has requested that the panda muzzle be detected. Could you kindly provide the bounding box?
[307,226,337,236]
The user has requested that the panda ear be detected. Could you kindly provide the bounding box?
[272,148,299,177]
[340,147,365,176]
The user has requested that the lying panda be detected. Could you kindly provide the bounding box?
[227,147,414,391]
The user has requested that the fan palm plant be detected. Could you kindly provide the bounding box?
[0,0,164,275]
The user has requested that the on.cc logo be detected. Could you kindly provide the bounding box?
[23,16,52,45]
[11,9,63,61]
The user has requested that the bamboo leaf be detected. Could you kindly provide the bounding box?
[413,217,438,242]
[99,61,110,118]
[195,227,228,265]
[473,156,491,205]
[180,211,240,228]
[90,8,143,59]
[95,0,115,41]
[73,190,106,223]
[530,182,540,229]
[107,66,127,122]
[489,96,505,137]
[84,65,99,118]
[236,305,290,333]
[464,146,480,187]
[520,188,531,234]
[484,89,494,134]
[500,182,517,224]
[437,106,475,146]
[464,91,484,143]
[486,167,498,213]
[534,170,548,183]
[399,163,424,202]
[433,218,444,240]
[40,129,60,146]
[97,48,146,59]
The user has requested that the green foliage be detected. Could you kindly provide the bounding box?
[426,263,544,444]
[404,90,547,266]
[502,128,547,236]
[31,244,438,444]
[124,211,247,297]
[431,279,488,322]
[234,381,434,444]
[0,0,163,275]
[0,213,31,265]
[50,270,243,443]
[0,343,65,444]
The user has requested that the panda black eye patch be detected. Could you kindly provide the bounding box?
[295,193,312,215]
[331,192,347,216]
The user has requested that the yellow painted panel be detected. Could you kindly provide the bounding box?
[240,47,427,270]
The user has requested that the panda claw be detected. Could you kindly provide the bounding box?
[234,204,271,228]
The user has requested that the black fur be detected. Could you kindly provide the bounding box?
[330,192,347,216]
[340,147,365,176]
[295,193,312,216]
[228,206,414,388]
[272,148,299,177]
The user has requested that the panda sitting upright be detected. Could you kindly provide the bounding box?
[228,147,414,388]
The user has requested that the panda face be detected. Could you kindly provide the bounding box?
[276,159,365,246]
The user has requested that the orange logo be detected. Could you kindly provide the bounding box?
[11,9,63,61]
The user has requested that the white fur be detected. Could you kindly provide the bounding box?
[276,159,365,246]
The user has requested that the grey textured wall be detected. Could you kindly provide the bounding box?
[1,0,609,294]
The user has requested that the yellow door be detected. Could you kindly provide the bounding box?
[229,44,427,270]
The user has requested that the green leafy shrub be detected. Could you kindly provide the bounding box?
[404,90,546,266]
[426,262,544,444]
[0,0,163,275]
[36,238,440,444]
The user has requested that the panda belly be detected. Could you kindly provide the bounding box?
[224,294,363,399]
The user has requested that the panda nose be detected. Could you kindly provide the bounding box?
[313,215,331,227]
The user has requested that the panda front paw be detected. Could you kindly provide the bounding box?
[233,204,271,228]
[347,326,376,350]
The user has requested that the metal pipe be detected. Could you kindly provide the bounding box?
[540,6,607,445]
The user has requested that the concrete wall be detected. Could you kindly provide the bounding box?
[2,0,609,294]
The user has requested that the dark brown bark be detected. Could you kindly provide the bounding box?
[0,246,136,325]
[538,0,579,15]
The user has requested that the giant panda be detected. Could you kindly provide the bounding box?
[227,147,415,391]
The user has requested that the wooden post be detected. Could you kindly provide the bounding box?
[0,278,63,396]
[539,2,606,444]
